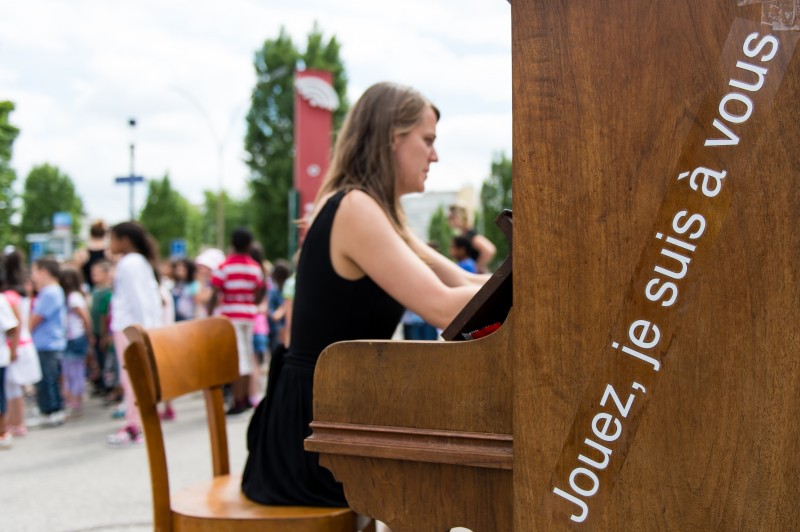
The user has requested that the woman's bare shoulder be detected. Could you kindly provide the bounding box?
[337,189,389,224]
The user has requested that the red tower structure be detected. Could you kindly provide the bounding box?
[292,69,339,252]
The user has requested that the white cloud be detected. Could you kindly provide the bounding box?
[1,0,512,229]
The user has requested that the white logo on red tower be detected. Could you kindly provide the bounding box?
[294,77,340,111]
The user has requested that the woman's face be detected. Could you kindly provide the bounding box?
[393,106,439,196]
[447,209,460,229]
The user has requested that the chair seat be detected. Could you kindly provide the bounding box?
[171,474,356,531]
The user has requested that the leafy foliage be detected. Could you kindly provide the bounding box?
[0,102,19,246]
[480,152,512,269]
[427,205,454,258]
[202,190,253,251]
[139,175,202,259]
[245,24,348,261]
[19,164,84,243]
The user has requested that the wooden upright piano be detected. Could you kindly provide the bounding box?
[307,1,800,530]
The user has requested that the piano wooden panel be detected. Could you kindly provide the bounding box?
[306,314,515,530]
[513,0,800,529]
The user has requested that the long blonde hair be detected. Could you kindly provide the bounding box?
[315,82,440,235]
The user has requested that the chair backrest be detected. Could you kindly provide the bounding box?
[124,317,240,531]
[126,317,239,402]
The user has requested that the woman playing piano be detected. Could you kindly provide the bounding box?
[242,82,488,507]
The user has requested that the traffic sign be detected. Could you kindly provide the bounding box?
[170,239,187,259]
[115,175,145,184]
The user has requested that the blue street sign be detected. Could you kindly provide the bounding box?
[30,241,47,262]
[52,212,72,230]
[115,175,145,184]
[170,239,187,259]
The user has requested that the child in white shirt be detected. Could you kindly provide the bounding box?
[0,291,20,448]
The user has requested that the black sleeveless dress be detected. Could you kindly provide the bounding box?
[242,190,404,506]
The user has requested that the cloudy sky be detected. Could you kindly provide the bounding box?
[0,0,512,226]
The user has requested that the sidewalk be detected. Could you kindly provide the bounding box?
[0,392,251,531]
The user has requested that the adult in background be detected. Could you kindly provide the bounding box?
[447,202,496,273]
[208,228,265,415]
[80,220,109,290]
[242,82,489,507]
[106,222,163,446]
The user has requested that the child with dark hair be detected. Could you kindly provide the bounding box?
[89,260,113,397]
[250,243,269,407]
[2,250,40,437]
[171,258,199,321]
[209,227,265,415]
[106,222,163,445]
[267,259,291,353]
[59,267,90,416]
[450,235,478,273]
[0,255,20,448]
[30,257,67,427]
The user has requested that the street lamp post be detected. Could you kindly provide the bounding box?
[114,118,145,220]
[171,88,241,250]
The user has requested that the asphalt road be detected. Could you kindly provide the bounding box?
[1,391,252,531]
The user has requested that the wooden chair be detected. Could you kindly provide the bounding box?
[123,317,357,532]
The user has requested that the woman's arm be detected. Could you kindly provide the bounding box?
[406,232,491,287]
[282,298,293,348]
[470,233,497,273]
[333,191,484,329]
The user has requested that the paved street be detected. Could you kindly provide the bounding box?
[1,392,252,531]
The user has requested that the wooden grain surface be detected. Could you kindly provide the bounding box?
[512,0,800,529]
[125,319,358,531]
[308,314,515,530]
[310,1,800,529]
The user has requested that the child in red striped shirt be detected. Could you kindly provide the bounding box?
[209,228,265,415]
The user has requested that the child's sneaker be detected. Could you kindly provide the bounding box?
[44,411,65,427]
[8,425,27,437]
[0,432,13,449]
[106,425,144,446]
[159,406,175,421]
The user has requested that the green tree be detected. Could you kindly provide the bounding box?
[480,152,513,269]
[139,175,202,259]
[427,205,454,258]
[245,24,348,260]
[0,102,19,246]
[19,164,84,243]
[202,190,254,251]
